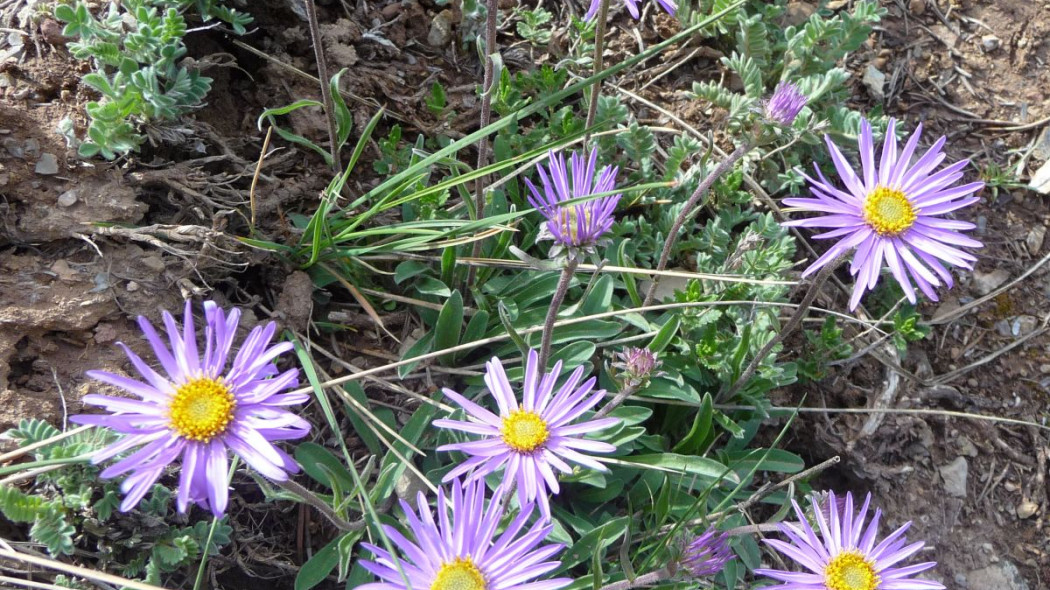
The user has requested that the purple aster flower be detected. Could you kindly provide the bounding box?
[610,346,662,390]
[525,147,621,259]
[755,491,944,590]
[783,118,984,310]
[679,528,733,578]
[585,0,676,20]
[764,81,807,125]
[434,349,620,521]
[358,478,571,590]
[72,300,311,517]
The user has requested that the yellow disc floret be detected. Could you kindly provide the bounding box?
[432,557,486,590]
[169,377,236,442]
[500,409,550,453]
[863,186,917,236]
[824,550,880,590]
[556,205,592,244]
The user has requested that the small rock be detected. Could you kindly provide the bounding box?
[39,19,67,45]
[1017,499,1039,519]
[427,9,455,47]
[1011,315,1039,337]
[1030,159,1050,195]
[1040,364,1050,374]
[939,456,968,498]
[125,281,140,292]
[3,137,24,158]
[862,63,886,101]
[140,255,165,273]
[981,35,1001,52]
[24,137,39,157]
[956,435,979,457]
[35,153,59,175]
[973,268,1010,295]
[967,561,1030,590]
[1027,225,1046,254]
[1034,127,1050,160]
[909,0,925,14]
[49,259,78,281]
[976,214,987,235]
[780,2,817,27]
[56,189,77,207]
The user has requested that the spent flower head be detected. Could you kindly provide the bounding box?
[764,81,808,126]
[72,300,310,517]
[434,349,620,520]
[755,491,944,590]
[610,347,662,390]
[783,118,983,310]
[525,147,621,259]
[676,528,733,579]
[358,478,571,590]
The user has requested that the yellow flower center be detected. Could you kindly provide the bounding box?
[168,377,236,442]
[824,551,880,590]
[500,409,550,453]
[431,557,486,590]
[557,205,592,243]
[863,186,916,236]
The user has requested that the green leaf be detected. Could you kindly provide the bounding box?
[435,291,464,365]
[329,68,353,148]
[398,330,434,378]
[580,275,613,316]
[295,532,345,590]
[295,442,355,492]
[621,453,737,485]
[31,508,75,556]
[557,516,629,571]
[722,448,804,474]
[647,315,680,354]
[672,392,713,454]
[0,485,47,522]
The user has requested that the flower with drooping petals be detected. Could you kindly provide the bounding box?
[783,118,983,310]
[72,300,310,517]
[585,0,676,20]
[679,528,733,578]
[358,478,571,590]
[755,491,945,590]
[764,81,807,126]
[525,147,621,259]
[434,349,620,520]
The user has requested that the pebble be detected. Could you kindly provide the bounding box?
[972,268,1010,295]
[1012,315,1039,337]
[35,153,58,175]
[976,214,988,234]
[939,456,968,498]
[56,189,77,207]
[862,63,886,101]
[1032,159,1050,195]
[909,0,925,14]
[3,137,24,158]
[981,35,1001,52]
[1017,499,1039,519]
[967,562,1030,590]
[1041,364,1050,374]
[39,19,67,45]
[125,281,140,292]
[1026,225,1045,254]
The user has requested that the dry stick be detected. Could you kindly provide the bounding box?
[537,257,580,369]
[0,549,170,590]
[643,141,753,307]
[720,256,844,402]
[583,0,612,140]
[467,0,501,291]
[303,0,342,172]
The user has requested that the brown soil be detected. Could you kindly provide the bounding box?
[0,0,1048,588]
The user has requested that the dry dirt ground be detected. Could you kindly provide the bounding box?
[0,0,1048,587]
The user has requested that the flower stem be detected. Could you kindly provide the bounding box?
[277,478,361,532]
[597,568,672,590]
[467,0,501,291]
[303,0,341,172]
[583,0,611,141]
[593,383,637,420]
[538,257,580,369]
[719,255,845,402]
[643,141,753,307]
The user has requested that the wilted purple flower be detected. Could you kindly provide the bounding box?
[611,347,662,390]
[783,118,983,310]
[525,147,621,258]
[359,478,571,590]
[764,81,807,125]
[434,349,620,521]
[585,0,676,20]
[680,529,733,578]
[755,491,944,590]
[72,301,310,517]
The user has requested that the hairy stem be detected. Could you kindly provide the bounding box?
[538,257,580,369]
[597,568,672,590]
[303,0,341,172]
[593,383,637,419]
[720,256,845,402]
[467,0,501,290]
[278,478,361,532]
[583,0,611,141]
[643,141,753,306]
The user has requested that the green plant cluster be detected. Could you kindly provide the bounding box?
[54,0,250,159]
[0,420,232,585]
